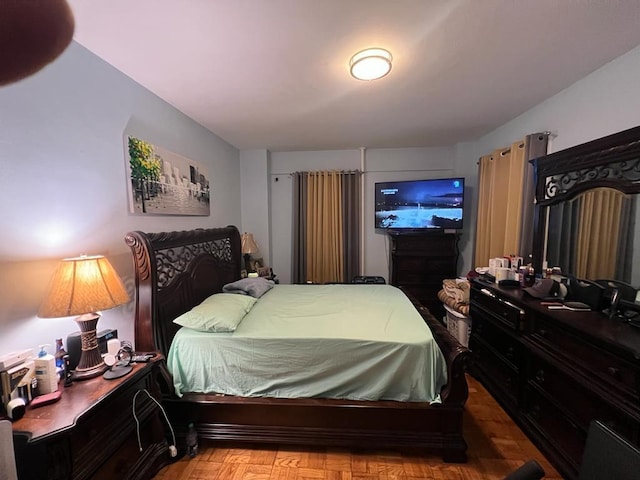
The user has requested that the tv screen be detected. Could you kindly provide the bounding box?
[374,177,465,230]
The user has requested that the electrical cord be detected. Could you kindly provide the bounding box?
[132,389,177,457]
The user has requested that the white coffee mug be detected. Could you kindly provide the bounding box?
[495,267,511,282]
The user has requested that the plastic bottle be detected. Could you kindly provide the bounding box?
[186,422,199,458]
[34,345,58,394]
[38,344,51,357]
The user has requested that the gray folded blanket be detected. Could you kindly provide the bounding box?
[222,277,275,298]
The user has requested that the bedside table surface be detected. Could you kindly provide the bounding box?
[12,359,155,442]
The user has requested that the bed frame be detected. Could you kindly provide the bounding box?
[125,226,471,461]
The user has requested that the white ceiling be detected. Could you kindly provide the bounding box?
[67,0,640,152]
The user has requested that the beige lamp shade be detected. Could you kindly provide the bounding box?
[39,255,129,380]
[241,233,259,255]
[39,255,130,318]
[0,0,75,86]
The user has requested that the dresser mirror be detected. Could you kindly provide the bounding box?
[531,125,640,306]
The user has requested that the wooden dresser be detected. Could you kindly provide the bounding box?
[389,232,459,318]
[12,356,173,480]
[469,278,640,479]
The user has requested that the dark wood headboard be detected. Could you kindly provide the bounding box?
[125,226,242,354]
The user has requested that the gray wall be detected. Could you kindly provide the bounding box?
[240,149,271,266]
[3,38,640,357]
[259,44,640,284]
[0,42,241,355]
[459,43,640,280]
[268,147,459,284]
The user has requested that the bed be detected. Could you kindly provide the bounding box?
[125,226,471,461]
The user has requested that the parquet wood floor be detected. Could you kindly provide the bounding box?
[153,375,563,479]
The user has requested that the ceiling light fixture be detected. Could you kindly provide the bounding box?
[349,48,392,81]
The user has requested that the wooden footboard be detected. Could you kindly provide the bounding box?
[160,290,471,462]
[401,287,471,409]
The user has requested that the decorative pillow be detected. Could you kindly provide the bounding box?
[173,293,257,332]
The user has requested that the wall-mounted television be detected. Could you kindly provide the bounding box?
[374,177,465,231]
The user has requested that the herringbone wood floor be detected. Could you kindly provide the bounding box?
[153,375,562,479]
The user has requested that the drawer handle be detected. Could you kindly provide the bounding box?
[535,369,545,384]
[538,328,548,338]
[607,367,620,379]
[505,346,514,360]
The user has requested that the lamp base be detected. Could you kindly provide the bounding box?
[244,253,252,272]
[72,313,108,381]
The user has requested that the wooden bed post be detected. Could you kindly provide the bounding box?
[125,231,157,352]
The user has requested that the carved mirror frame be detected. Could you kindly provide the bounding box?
[530,125,640,275]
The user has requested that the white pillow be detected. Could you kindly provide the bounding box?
[173,293,256,332]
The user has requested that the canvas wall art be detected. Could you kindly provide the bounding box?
[125,135,211,216]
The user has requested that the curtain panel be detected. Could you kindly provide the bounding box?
[292,172,308,284]
[292,170,361,284]
[545,188,636,282]
[474,133,548,268]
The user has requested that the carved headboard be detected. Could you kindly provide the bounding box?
[125,226,242,354]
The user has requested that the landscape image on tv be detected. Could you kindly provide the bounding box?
[375,178,464,230]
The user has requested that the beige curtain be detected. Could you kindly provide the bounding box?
[575,188,625,279]
[292,170,361,284]
[307,171,344,283]
[474,134,548,268]
[475,141,526,266]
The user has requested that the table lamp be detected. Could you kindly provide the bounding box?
[241,232,259,272]
[38,255,130,380]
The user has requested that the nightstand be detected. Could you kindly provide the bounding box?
[12,355,173,480]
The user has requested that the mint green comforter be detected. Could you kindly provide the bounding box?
[168,284,447,402]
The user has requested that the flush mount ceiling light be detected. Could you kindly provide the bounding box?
[349,48,392,81]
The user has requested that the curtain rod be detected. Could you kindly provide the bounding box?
[270,168,451,176]
[476,131,554,164]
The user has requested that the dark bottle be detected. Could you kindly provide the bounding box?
[186,422,199,458]
[54,338,67,379]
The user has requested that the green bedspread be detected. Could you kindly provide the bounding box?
[167,284,447,402]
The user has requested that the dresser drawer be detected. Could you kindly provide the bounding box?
[526,354,637,441]
[71,372,155,478]
[522,386,585,474]
[471,287,524,331]
[472,315,523,370]
[529,317,640,400]
[470,335,520,408]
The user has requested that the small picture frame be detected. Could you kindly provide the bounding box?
[240,269,248,279]
[249,258,264,272]
[257,266,271,277]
